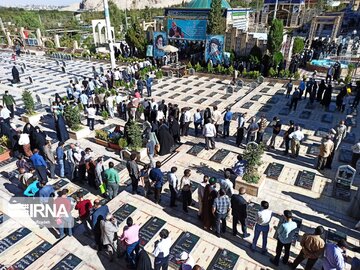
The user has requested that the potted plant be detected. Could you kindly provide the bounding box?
[118,138,128,149]
[101,110,109,124]
[64,104,89,140]
[124,121,147,159]
[21,90,42,124]
[94,129,109,147]
[0,135,11,162]
[235,143,265,197]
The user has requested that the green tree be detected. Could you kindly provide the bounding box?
[108,0,125,37]
[125,16,146,57]
[267,19,283,56]
[292,37,305,55]
[249,45,262,69]
[22,90,35,115]
[273,51,283,68]
[207,0,224,34]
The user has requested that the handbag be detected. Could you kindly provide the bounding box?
[99,183,106,194]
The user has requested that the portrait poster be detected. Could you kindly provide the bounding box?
[205,35,224,65]
[167,19,207,40]
[153,32,167,59]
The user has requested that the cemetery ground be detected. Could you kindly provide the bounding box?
[0,51,359,269]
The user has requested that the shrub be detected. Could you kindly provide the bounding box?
[207,62,214,73]
[195,62,203,72]
[64,105,81,131]
[187,62,193,69]
[279,69,286,78]
[95,130,109,141]
[0,135,11,149]
[22,90,35,115]
[155,70,163,79]
[118,138,128,149]
[344,74,352,84]
[228,65,234,75]
[269,68,277,78]
[243,143,265,184]
[294,71,300,80]
[101,110,109,120]
[128,121,143,151]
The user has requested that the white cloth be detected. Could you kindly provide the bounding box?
[220,178,234,197]
[87,107,96,119]
[212,110,222,124]
[153,237,172,258]
[203,123,217,137]
[180,176,191,190]
[256,209,272,226]
[18,133,30,145]
[289,130,305,141]
[184,111,192,122]
[168,173,178,191]
[0,107,11,119]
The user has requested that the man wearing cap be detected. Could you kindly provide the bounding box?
[153,229,171,270]
[177,251,195,270]
[317,135,334,170]
[212,189,231,238]
[322,240,348,270]
[43,139,57,179]
[291,226,325,270]
[231,187,250,238]
[270,210,298,266]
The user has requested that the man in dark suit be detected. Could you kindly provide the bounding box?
[231,187,250,238]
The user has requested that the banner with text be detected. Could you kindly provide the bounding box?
[167,19,207,40]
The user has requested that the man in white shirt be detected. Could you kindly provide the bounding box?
[79,91,88,109]
[211,106,222,137]
[168,167,178,207]
[251,200,272,253]
[193,109,203,137]
[203,119,217,150]
[87,104,96,131]
[236,112,247,147]
[183,108,192,136]
[197,175,209,218]
[106,94,115,118]
[288,126,305,157]
[153,229,172,270]
[0,105,11,124]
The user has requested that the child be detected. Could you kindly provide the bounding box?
[140,164,151,198]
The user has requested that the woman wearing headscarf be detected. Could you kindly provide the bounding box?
[201,177,218,231]
[31,126,46,153]
[0,119,19,152]
[136,248,152,270]
[55,114,69,143]
[321,85,332,110]
[157,121,174,156]
[203,107,211,122]
[168,116,180,144]
[316,80,326,102]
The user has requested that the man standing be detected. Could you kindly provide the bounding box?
[75,191,93,235]
[333,120,347,150]
[270,210,298,266]
[212,189,231,238]
[326,65,334,84]
[211,106,222,137]
[38,181,55,203]
[153,229,171,270]
[231,187,250,238]
[203,118,216,150]
[183,108,192,136]
[86,104,96,131]
[286,79,293,98]
[236,112,247,147]
[256,114,268,144]
[43,139,57,179]
[351,139,360,170]
[322,240,348,270]
[291,226,325,270]
[145,75,153,97]
[66,143,76,181]
[120,217,140,268]
[104,162,120,199]
[246,117,259,144]
[30,149,48,183]
[146,138,155,168]
[100,214,119,261]
[137,78,144,96]
[289,88,300,111]
[198,175,209,219]
[56,142,65,178]
[193,109,203,137]
[268,117,282,149]
[126,153,140,194]
[223,107,233,138]
[91,199,110,251]
[220,171,234,197]
[283,120,295,156]
[251,201,272,254]
[168,167,178,207]
[2,90,16,118]
[317,135,334,170]
[149,161,164,204]
[288,126,305,158]
[299,78,306,99]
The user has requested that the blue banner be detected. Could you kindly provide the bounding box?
[146,45,153,57]
[153,32,167,59]
[167,19,207,40]
[205,35,224,65]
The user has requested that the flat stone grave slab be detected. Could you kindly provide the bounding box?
[183,80,193,85]
[279,107,290,116]
[295,170,316,190]
[321,114,334,124]
[70,188,89,199]
[53,179,69,190]
[187,144,204,156]
[207,92,217,97]
[195,98,207,104]
[139,217,166,247]
[181,88,192,93]
[209,100,222,107]
[274,217,302,246]
[219,85,227,90]
[194,90,205,95]
[299,111,312,119]
[169,232,200,265]
[268,97,280,104]
[169,86,180,91]
[181,96,194,102]
[221,94,231,100]
[0,227,31,254]
[260,87,270,93]
[326,229,347,244]
[305,102,315,110]
[168,93,181,99]
[276,89,286,95]
[207,249,239,270]
[251,95,261,101]
[113,204,137,223]
[11,241,52,269]
[315,128,329,137]
[343,133,356,144]
[190,181,200,193]
[265,162,284,180]
[161,84,170,88]
[333,184,351,201]
[194,82,204,87]
[241,102,253,109]
[259,105,272,112]
[345,116,356,127]
[0,170,18,181]
[338,149,352,163]
[268,82,276,87]
[206,83,216,88]
[325,104,337,113]
[114,161,127,172]
[246,202,261,229]
[210,149,231,163]
[50,253,82,270]
[307,143,320,155]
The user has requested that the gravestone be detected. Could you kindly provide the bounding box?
[260,87,270,93]
[11,241,52,269]
[219,85,227,90]
[307,143,320,156]
[169,232,200,265]
[187,145,204,156]
[70,188,89,200]
[343,133,356,144]
[251,95,261,101]
[315,128,329,137]
[113,204,137,223]
[28,76,33,84]
[168,94,181,99]
[194,90,205,95]
[332,165,356,201]
[50,253,82,270]
[326,103,337,113]
[299,111,312,119]
[181,96,193,102]
[210,149,230,163]
[321,114,334,124]
[162,84,170,88]
[157,91,168,96]
[207,92,217,97]
[276,89,286,95]
[207,249,239,270]
[182,87,192,93]
[268,97,280,104]
[295,170,316,190]
[195,98,207,104]
[20,67,25,74]
[209,101,222,107]
[61,66,66,73]
[99,67,104,73]
[274,217,302,246]
[241,102,253,109]
[226,86,234,94]
[246,202,261,229]
[114,161,127,172]
[139,217,166,247]
[0,227,31,254]
[326,229,347,244]
[279,107,290,116]
[265,162,284,180]
[259,105,272,112]
[338,149,352,163]
[268,82,276,86]
[305,102,315,110]
[206,83,216,89]
[55,60,60,66]
[221,94,231,100]
[53,179,69,190]
[1,170,19,181]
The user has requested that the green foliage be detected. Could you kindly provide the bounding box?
[118,138,128,149]
[294,71,300,80]
[95,129,109,141]
[279,69,286,78]
[216,64,224,74]
[207,0,225,34]
[125,17,146,57]
[267,19,284,56]
[243,143,265,184]
[101,110,109,120]
[268,67,277,78]
[273,51,283,68]
[155,70,163,79]
[207,62,214,73]
[292,37,305,55]
[195,62,203,72]
[0,135,11,149]
[128,121,143,151]
[249,45,262,66]
[348,63,356,75]
[228,65,234,75]
[187,62,193,69]
[344,74,352,84]
[22,90,35,115]
[64,105,81,131]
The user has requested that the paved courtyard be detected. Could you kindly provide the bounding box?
[0,51,359,269]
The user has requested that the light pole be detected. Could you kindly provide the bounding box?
[103,0,116,69]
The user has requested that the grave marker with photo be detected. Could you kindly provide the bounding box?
[50,253,82,270]
[169,232,200,265]
[295,170,316,190]
[139,217,166,247]
[265,162,284,180]
[113,204,137,224]
[207,249,239,270]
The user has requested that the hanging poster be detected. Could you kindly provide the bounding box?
[167,19,207,40]
[205,35,224,65]
[153,32,167,59]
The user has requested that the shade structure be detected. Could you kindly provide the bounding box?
[186,0,231,9]
[163,45,179,53]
